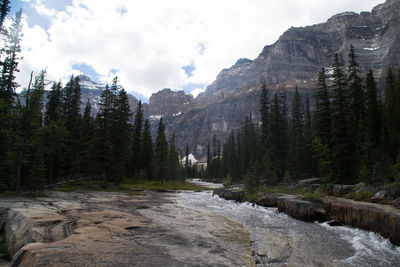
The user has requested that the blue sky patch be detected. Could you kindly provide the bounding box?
[72,63,100,82]
[182,63,195,77]
[183,83,205,94]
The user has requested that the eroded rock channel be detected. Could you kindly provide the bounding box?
[0,189,399,266]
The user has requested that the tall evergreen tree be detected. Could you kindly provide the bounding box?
[330,53,354,183]
[269,93,288,179]
[347,45,365,175]
[110,87,131,184]
[43,81,67,184]
[312,68,332,179]
[0,8,22,106]
[360,70,382,182]
[259,81,269,153]
[287,86,305,180]
[155,118,168,183]
[77,100,94,176]
[16,71,47,190]
[130,101,143,177]
[95,84,114,184]
[168,133,179,180]
[0,0,10,31]
[140,119,154,180]
[382,68,398,161]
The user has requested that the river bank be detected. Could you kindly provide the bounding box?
[213,187,400,246]
[0,188,399,266]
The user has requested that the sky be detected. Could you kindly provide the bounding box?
[9,0,385,102]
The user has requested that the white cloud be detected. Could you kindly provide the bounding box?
[16,0,384,98]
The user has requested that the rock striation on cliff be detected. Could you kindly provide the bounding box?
[155,0,400,158]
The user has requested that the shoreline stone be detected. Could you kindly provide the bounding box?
[214,190,400,246]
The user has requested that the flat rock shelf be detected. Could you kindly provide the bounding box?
[0,190,399,266]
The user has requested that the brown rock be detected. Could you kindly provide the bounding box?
[323,196,400,246]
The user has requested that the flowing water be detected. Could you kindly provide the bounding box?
[138,182,400,266]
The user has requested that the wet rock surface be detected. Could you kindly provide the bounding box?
[1,188,400,266]
[323,196,400,246]
[213,188,245,202]
[0,191,191,266]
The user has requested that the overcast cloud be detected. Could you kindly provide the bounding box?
[13,0,384,101]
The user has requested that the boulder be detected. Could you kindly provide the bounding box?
[393,198,400,209]
[297,178,321,188]
[323,197,400,246]
[331,185,354,196]
[308,184,320,192]
[374,191,387,198]
[213,188,244,202]
[277,197,322,222]
[326,219,342,227]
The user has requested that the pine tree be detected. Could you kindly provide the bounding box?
[185,145,191,178]
[312,67,332,179]
[259,81,269,153]
[0,9,23,191]
[45,81,63,124]
[95,84,114,184]
[130,101,143,177]
[348,45,365,132]
[15,71,47,190]
[382,68,398,161]
[0,9,22,106]
[287,86,305,180]
[110,88,131,184]
[155,118,168,183]
[330,53,354,183]
[43,81,67,184]
[313,68,331,144]
[77,100,94,176]
[269,93,288,179]
[347,45,365,176]
[62,75,82,175]
[168,133,179,180]
[140,119,154,180]
[362,70,382,182]
[0,0,10,31]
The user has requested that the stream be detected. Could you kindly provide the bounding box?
[137,180,400,266]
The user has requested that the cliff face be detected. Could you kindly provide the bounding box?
[154,0,400,159]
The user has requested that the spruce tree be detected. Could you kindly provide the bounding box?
[155,118,168,183]
[16,71,47,190]
[43,81,68,184]
[140,119,154,180]
[347,45,365,176]
[77,100,94,176]
[382,68,398,161]
[259,81,269,153]
[130,101,143,177]
[312,67,332,179]
[330,53,354,183]
[110,88,131,184]
[0,8,22,106]
[168,133,179,180]
[287,86,305,180]
[95,85,114,184]
[269,93,288,179]
[0,0,10,31]
[363,70,381,179]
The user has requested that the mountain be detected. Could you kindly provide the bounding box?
[148,0,400,159]
[78,75,148,118]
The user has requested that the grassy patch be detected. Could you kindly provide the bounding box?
[299,191,324,203]
[0,232,9,260]
[57,179,210,193]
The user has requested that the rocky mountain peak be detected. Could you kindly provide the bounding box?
[160,0,400,158]
[149,89,194,117]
